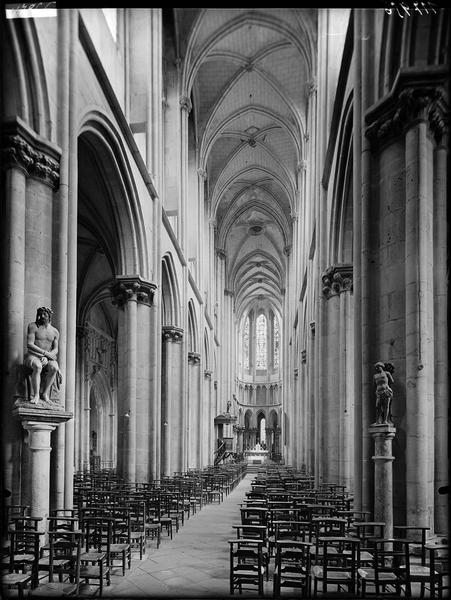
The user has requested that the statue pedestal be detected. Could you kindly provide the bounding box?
[369,423,396,539]
[12,405,72,543]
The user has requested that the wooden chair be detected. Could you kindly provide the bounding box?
[357,538,412,597]
[273,539,312,597]
[229,538,264,595]
[233,524,270,581]
[109,507,132,576]
[31,531,83,597]
[311,536,361,597]
[423,542,449,600]
[79,516,112,596]
[310,517,347,563]
[4,529,44,591]
[127,499,146,559]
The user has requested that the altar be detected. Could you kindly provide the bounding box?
[245,449,269,465]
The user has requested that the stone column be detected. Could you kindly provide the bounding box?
[2,136,28,503]
[188,352,201,468]
[403,88,439,529]
[162,326,184,475]
[13,407,72,543]
[369,424,396,539]
[203,369,213,466]
[433,129,448,535]
[111,276,156,482]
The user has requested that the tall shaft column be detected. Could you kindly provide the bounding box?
[161,327,184,475]
[433,132,448,534]
[404,101,436,529]
[112,276,157,482]
[1,162,27,502]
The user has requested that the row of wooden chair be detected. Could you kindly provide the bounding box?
[228,467,449,598]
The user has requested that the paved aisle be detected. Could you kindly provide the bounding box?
[103,473,257,599]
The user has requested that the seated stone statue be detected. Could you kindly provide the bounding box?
[21,307,62,406]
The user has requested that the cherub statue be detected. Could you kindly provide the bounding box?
[373,361,395,424]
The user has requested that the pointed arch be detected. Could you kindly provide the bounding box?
[78,110,150,278]
[161,253,181,326]
[187,300,198,353]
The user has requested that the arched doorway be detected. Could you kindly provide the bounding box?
[257,411,266,449]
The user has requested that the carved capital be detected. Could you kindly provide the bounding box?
[283,245,292,256]
[306,78,317,96]
[216,248,227,260]
[197,168,207,180]
[111,275,157,308]
[366,82,446,148]
[301,349,307,363]
[180,95,192,113]
[188,351,201,365]
[2,134,60,188]
[294,367,299,378]
[322,264,353,299]
[204,369,212,379]
[162,325,184,342]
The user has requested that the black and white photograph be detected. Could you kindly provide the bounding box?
[1,5,449,598]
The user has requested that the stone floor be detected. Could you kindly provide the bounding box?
[98,472,258,599]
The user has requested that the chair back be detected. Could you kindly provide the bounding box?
[47,530,83,591]
[373,538,411,597]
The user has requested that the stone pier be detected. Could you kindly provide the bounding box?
[369,423,396,539]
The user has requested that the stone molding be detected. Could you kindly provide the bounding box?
[366,78,447,149]
[322,264,353,299]
[180,95,192,113]
[216,248,227,260]
[188,351,201,365]
[204,369,212,379]
[197,168,207,179]
[3,132,60,189]
[162,325,184,342]
[301,349,307,363]
[111,275,157,308]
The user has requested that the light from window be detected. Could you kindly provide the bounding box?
[274,317,280,369]
[243,316,249,370]
[256,314,267,369]
[102,9,117,41]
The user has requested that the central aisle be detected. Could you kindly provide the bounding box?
[104,472,258,598]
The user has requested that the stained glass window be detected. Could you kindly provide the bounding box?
[256,314,267,369]
[243,316,249,370]
[274,317,280,369]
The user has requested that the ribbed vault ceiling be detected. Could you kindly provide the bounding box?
[177,8,317,318]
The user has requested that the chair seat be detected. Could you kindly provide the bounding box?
[31,581,77,596]
[80,551,106,561]
[38,557,70,568]
[12,553,35,562]
[2,572,32,585]
[357,567,398,581]
[110,543,129,552]
[312,565,351,580]
[399,564,431,578]
[130,531,145,539]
